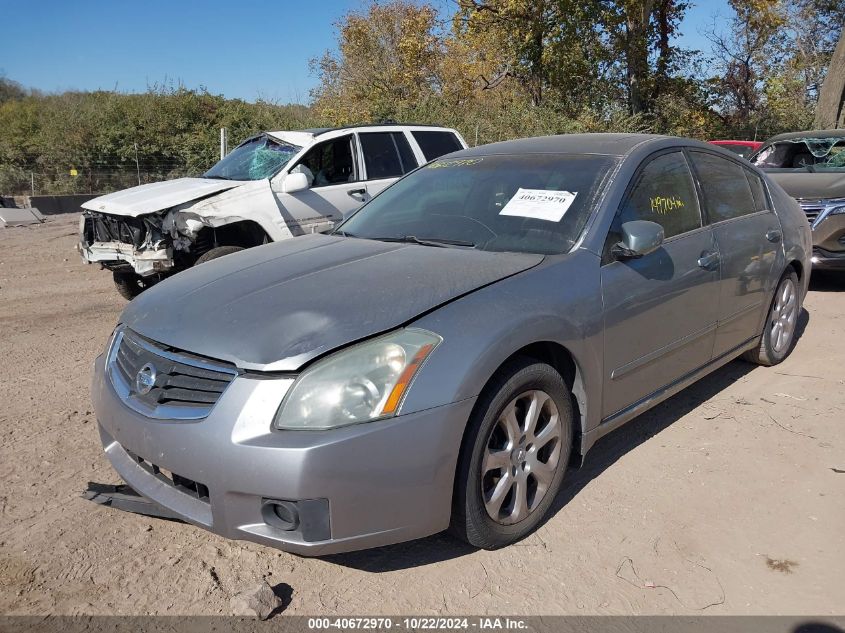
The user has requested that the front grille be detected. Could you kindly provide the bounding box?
[108,328,237,420]
[800,204,823,225]
[125,448,210,502]
[84,211,149,246]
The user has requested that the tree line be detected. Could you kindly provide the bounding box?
[1,0,843,196]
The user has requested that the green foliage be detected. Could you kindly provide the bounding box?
[0,81,322,195]
[1,0,841,197]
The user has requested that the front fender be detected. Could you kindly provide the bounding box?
[404,251,604,449]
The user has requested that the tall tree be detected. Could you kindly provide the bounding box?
[621,0,655,115]
[310,1,442,123]
[705,0,786,131]
[816,30,845,127]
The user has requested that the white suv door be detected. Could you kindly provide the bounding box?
[274,133,368,231]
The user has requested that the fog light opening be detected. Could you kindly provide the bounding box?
[261,499,300,532]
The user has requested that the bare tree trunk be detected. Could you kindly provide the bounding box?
[625,0,654,115]
[653,0,671,100]
[816,28,845,129]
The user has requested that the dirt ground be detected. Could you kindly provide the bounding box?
[1,213,843,616]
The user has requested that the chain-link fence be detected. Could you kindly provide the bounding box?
[2,164,202,197]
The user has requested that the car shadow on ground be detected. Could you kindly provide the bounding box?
[326,308,810,573]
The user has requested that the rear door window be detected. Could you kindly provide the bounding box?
[690,151,758,222]
[612,151,702,242]
[359,132,418,180]
[411,131,464,161]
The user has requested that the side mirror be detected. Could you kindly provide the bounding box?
[282,172,310,194]
[612,220,664,259]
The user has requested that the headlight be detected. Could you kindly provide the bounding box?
[273,328,442,430]
[829,205,845,216]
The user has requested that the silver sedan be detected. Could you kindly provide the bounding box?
[92,134,811,554]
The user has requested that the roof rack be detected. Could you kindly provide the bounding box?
[298,122,450,137]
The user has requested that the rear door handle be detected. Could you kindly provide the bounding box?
[766,229,782,243]
[347,188,367,198]
[697,250,720,271]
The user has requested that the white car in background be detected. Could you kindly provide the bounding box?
[78,124,467,298]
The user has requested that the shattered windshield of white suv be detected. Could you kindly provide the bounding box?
[204,135,301,181]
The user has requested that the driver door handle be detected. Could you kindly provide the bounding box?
[347,188,367,198]
[766,229,782,243]
[697,250,720,271]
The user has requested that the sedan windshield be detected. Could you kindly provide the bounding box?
[751,137,845,171]
[204,135,301,181]
[336,154,618,255]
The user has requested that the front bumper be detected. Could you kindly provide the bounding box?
[78,240,174,276]
[78,211,174,276]
[811,214,845,270]
[811,247,845,270]
[92,353,475,556]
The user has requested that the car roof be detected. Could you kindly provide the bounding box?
[763,129,845,144]
[710,140,762,146]
[446,133,686,158]
[303,122,453,137]
[264,123,459,148]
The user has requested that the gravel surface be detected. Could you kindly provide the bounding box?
[1,214,843,615]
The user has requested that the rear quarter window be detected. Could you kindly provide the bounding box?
[744,169,770,212]
[412,131,464,161]
[689,151,757,222]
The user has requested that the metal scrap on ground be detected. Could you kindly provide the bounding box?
[0,207,45,227]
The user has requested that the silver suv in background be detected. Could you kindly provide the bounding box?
[750,129,845,271]
[78,124,467,298]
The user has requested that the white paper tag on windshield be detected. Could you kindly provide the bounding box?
[499,188,578,222]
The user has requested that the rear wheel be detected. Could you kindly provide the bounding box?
[743,268,801,366]
[194,245,245,265]
[451,358,573,549]
[112,271,149,300]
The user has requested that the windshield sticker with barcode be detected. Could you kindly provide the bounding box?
[499,188,578,222]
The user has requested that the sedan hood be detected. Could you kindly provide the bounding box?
[766,171,845,201]
[121,235,543,371]
[82,177,242,217]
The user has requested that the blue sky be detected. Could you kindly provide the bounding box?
[1,0,730,104]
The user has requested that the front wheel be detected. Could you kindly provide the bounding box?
[451,358,573,549]
[743,268,801,366]
[112,271,150,300]
[194,245,244,265]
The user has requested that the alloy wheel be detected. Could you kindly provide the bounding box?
[481,390,562,525]
[770,276,798,354]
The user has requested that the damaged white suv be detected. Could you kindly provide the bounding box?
[79,124,467,298]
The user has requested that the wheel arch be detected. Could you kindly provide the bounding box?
[465,340,589,466]
[194,220,271,256]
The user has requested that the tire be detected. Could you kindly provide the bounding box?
[451,358,574,549]
[194,245,245,265]
[742,268,801,366]
[112,271,148,300]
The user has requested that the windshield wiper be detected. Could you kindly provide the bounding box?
[370,235,476,248]
[203,174,230,180]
